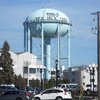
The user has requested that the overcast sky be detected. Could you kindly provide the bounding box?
[0,0,99,67]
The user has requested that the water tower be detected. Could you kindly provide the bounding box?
[23,8,71,80]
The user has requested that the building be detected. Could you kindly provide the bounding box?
[9,51,44,85]
[63,65,97,91]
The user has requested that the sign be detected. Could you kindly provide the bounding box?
[33,12,68,23]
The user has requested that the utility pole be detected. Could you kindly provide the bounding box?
[92,12,100,100]
[97,12,100,100]
[40,68,43,89]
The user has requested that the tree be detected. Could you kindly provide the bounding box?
[0,41,14,84]
[14,74,26,89]
[30,79,40,87]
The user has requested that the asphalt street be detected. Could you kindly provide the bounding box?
[73,96,98,100]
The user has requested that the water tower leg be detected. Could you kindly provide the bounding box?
[24,25,26,51]
[24,22,28,52]
[27,29,31,53]
[67,32,70,68]
[44,37,51,80]
[30,35,32,53]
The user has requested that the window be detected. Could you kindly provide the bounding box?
[0,86,6,89]
[62,85,65,88]
[12,91,19,94]
[83,76,85,78]
[23,67,28,74]
[55,89,63,93]
[29,68,36,73]
[90,72,95,75]
[86,84,91,87]
[42,90,51,94]
[94,85,97,88]
[83,83,85,85]
[66,85,69,88]
[50,89,55,93]
[57,84,61,88]
[51,71,55,75]
[90,79,95,82]
[4,91,12,95]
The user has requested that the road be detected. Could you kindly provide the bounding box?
[73,96,98,100]
[32,96,97,100]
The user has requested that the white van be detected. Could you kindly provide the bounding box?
[56,83,79,93]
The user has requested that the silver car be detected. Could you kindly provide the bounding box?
[0,90,32,100]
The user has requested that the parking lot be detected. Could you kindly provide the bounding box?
[0,85,98,100]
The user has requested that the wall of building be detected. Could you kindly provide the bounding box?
[63,66,98,91]
[10,51,43,82]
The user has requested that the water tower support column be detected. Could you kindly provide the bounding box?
[23,22,28,52]
[57,24,61,70]
[44,37,51,80]
[67,32,70,68]
[41,23,44,78]
[24,22,33,53]
[30,34,32,53]
[27,28,32,53]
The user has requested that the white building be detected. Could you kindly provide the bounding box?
[9,51,44,85]
[63,65,97,91]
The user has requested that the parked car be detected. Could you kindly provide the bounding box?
[56,83,79,91]
[0,85,17,93]
[34,88,72,100]
[56,83,79,95]
[0,90,32,100]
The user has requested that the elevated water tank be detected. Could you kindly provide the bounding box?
[26,8,71,38]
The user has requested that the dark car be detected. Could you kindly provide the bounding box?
[0,85,17,93]
[0,90,32,100]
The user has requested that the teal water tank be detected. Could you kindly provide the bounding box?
[26,8,71,38]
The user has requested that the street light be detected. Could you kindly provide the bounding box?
[87,64,97,99]
[55,60,58,87]
[40,68,42,88]
[87,66,92,91]
[26,61,29,86]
